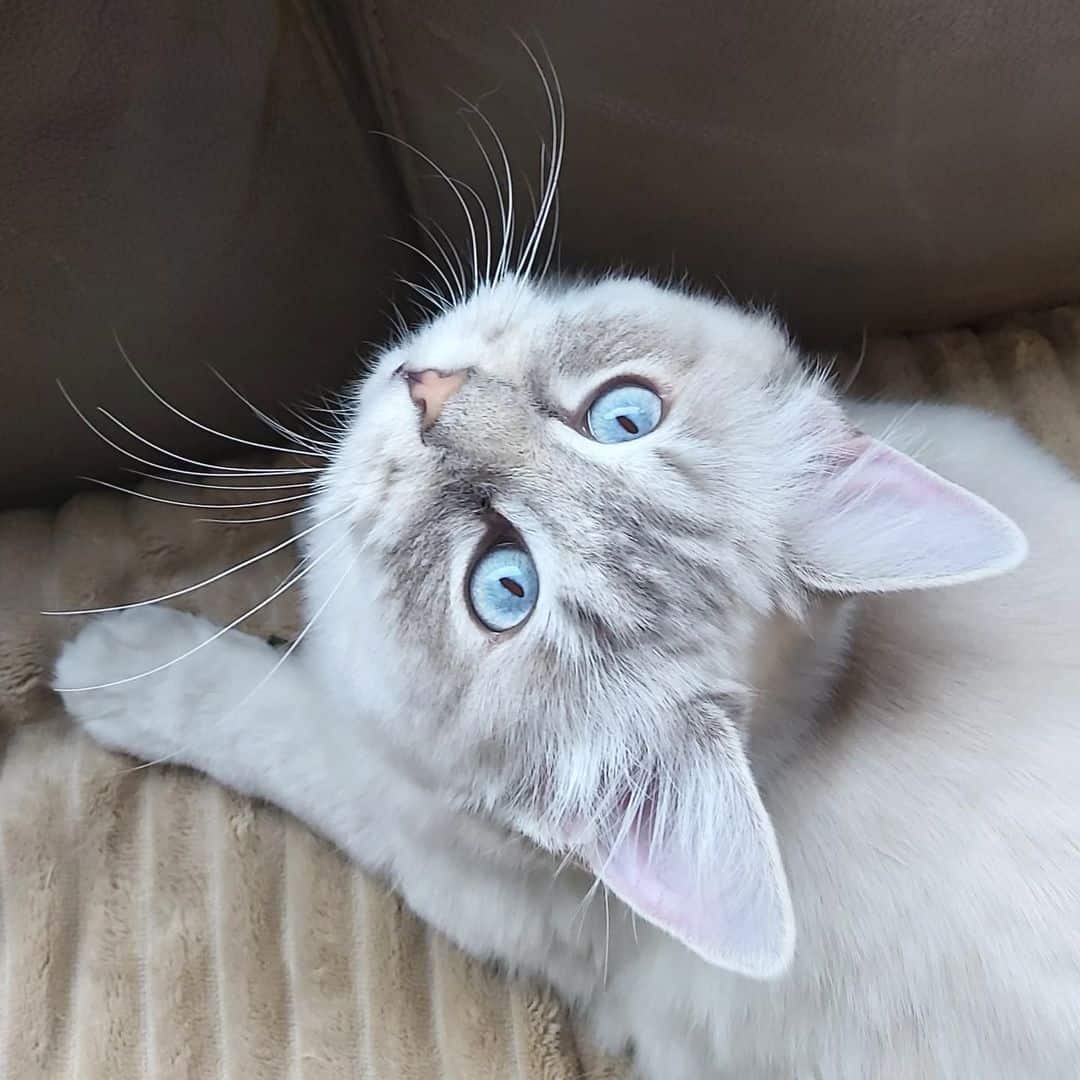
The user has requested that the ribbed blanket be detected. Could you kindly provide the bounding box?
[1,306,1078,1078]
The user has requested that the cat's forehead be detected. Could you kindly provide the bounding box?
[404,278,790,392]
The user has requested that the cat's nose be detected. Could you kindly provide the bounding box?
[404,368,469,429]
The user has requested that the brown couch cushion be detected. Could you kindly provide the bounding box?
[367,1,1080,345]
[0,1,412,506]
[7,2,1080,507]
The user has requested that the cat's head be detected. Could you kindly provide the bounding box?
[308,274,1026,978]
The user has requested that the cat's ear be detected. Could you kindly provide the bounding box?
[792,433,1027,594]
[577,706,794,979]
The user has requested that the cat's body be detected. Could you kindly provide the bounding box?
[56,278,1080,1078]
[590,402,1080,1079]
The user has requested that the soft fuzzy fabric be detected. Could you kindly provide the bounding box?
[1,306,1078,1079]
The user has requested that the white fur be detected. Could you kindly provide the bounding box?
[57,279,1080,1077]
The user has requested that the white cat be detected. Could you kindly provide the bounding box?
[56,275,1080,1078]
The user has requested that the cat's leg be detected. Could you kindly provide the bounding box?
[56,606,606,1003]
[55,606,345,811]
[583,985,719,1080]
[387,819,607,1003]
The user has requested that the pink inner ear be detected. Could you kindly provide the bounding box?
[583,776,794,979]
[796,433,1028,593]
[840,436,980,512]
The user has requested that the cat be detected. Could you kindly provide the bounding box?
[53,272,1080,1078]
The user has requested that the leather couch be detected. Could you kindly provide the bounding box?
[5,0,1080,505]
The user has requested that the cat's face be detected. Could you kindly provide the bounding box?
[307,274,1024,977]
[316,276,821,762]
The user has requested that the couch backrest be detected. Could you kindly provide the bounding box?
[5,1,1080,504]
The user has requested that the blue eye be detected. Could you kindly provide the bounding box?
[468,544,539,632]
[586,382,663,443]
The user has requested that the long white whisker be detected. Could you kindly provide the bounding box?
[414,218,466,303]
[282,404,345,446]
[540,188,561,279]
[516,37,564,282]
[54,532,349,692]
[78,476,313,511]
[388,301,410,339]
[398,276,449,313]
[448,173,492,287]
[430,172,492,290]
[428,218,471,302]
[517,150,541,270]
[59,382,321,478]
[113,541,351,776]
[121,470,315,493]
[114,335,325,458]
[533,45,565,281]
[376,132,480,297]
[197,504,315,525]
[42,507,347,616]
[222,550,357,716]
[100,407,321,476]
[449,91,513,285]
[840,326,869,396]
[207,368,335,455]
[389,237,458,310]
[572,874,604,931]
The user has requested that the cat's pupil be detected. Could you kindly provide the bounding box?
[500,577,525,598]
[617,415,639,434]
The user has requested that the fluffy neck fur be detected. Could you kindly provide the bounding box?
[744,595,857,783]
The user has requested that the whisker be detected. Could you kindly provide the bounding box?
[447,172,493,286]
[207,367,335,455]
[100,406,323,476]
[376,131,481,296]
[389,236,458,310]
[424,171,493,290]
[540,187,561,280]
[121,470,315,493]
[572,873,604,933]
[221,549,357,716]
[197,504,315,525]
[449,90,514,285]
[59,382,321,478]
[516,36,564,283]
[112,542,352,777]
[397,275,449,313]
[42,506,347,616]
[839,326,869,396]
[428,218,472,302]
[114,334,327,458]
[388,301,410,340]
[413,217,466,304]
[282,404,345,446]
[53,531,350,692]
[78,476,313,511]
[517,145,541,266]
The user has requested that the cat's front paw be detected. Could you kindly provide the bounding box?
[54,606,218,762]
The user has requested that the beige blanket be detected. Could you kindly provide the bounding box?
[2,307,1079,1079]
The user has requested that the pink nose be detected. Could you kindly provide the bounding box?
[405,368,468,428]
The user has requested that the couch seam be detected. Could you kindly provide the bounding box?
[356,0,428,224]
[289,0,423,243]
